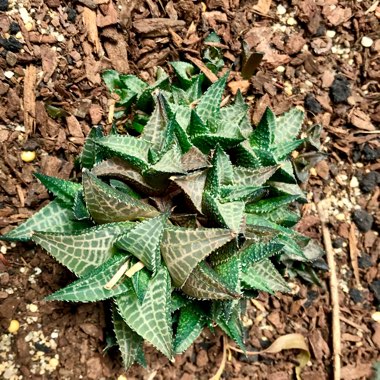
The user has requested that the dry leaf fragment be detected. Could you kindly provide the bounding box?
[253,0,272,15]
[83,7,102,54]
[24,65,37,136]
[350,109,376,131]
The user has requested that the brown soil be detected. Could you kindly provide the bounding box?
[0,0,379,379]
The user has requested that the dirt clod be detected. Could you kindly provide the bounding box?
[359,172,380,193]
[351,209,374,232]
[330,75,350,103]
[304,94,323,114]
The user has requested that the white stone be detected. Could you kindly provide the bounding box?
[286,17,297,26]
[361,36,373,48]
[4,71,14,79]
[350,176,359,188]
[277,4,287,15]
[276,65,285,73]
[326,30,336,38]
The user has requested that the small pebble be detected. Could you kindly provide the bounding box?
[332,237,345,248]
[4,71,14,79]
[352,209,373,232]
[29,304,38,312]
[286,17,297,26]
[304,94,323,114]
[0,0,8,11]
[358,254,372,269]
[117,376,128,380]
[48,357,59,368]
[372,311,380,322]
[277,4,286,15]
[370,280,380,302]
[9,22,20,35]
[21,151,36,162]
[276,65,285,73]
[349,176,359,188]
[326,30,336,38]
[8,320,20,334]
[361,36,373,48]
[349,288,364,304]
[335,213,345,221]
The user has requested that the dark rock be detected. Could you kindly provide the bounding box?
[330,75,350,103]
[351,209,373,232]
[304,94,323,114]
[315,24,326,37]
[359,171,380,193]
[332,237,345,248]
[9,22,20,35]
[34,342,52,353]
[362,143,380,162]
[349,288,363,303]
[67,7,77,23]
[370,280,380,302]
[0,0,8,11]
[352,147,361,163]
[358,254,372,269]
[304,290,319,308]
[0,37,23,52]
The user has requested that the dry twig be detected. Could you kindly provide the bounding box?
[317,200,341,380]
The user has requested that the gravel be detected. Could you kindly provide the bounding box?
[0,37,23,53]
[9,22,20,35]
[359,171,380,193]
[304,94,323,114]
[370,280,380,303]
[358,254,372,269]
[330,75,351,103]
[351,209,374,232]
[349,288,364,304]
[0,0,8,12]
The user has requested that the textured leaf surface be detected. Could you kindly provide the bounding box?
[33,223,132,276]
[45,253,131,302]
[174,305,205,354]
[161,227,234,287]
[233,165,279,187]
[116,266,173,359]
[116,214,167,272]
[242,258,290,293]
[81,126,104,169]
[171,170,207,213]
[182,262,240,300]
[196,73,228,125]
[96,135,151,171]
[238,240,284,268]
[92,158,159,195]
[245,195,299,214]
[35,173,81,204]
[83,171,159,223]
[1,200,87,242]
[274,108,304,144]
[250,107,276,148]
[113,306,145,369]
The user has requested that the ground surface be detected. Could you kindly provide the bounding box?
[0,0,379,379]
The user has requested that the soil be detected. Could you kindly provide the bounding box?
[0,0,379,379]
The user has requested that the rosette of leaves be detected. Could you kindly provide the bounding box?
[1,60,321,369]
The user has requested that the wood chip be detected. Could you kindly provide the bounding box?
[133,18,186,35]
[102,26,129,73]
[40,45,58,82]
[83,7,102,55]
[349,224,361,288]
[350,109,376,131]
[253,0,272,15]
[23,65,37,136]
[185,54,218,83]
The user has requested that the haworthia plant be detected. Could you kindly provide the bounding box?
[1,50,323,370]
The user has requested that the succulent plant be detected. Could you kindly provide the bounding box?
[2,57,321,369]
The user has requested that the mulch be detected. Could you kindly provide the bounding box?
[0,0,379,379]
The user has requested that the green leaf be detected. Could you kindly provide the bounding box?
[171,170,208,214]
[102,70,122,92]
[233,165,279,187]
[215,301,245,350]
[45,253,132,302]
[203,192,245,232]
[35,173,81,205]
[96,135,152,171]
[170,61,195,89]
[274,108,304,145]
[187,109,209,137]
[219,185,266,203]
[237,240,284,268]
[191,133,244,154]
[180,146,209,172]
[147,142,185,175]
[131,267,151,304]
[73,191,91,220]
[32,222,133,276]
[245,195,299,214]
[241,258,290,293]
[81,126,104,170]
[82,170,159,224]
[250,107,276,148]
[196,72,228,125]
[171,292,189,312]
[92,158,160,196]
[116,214,167,272]
[161,227,235,287]
[1,200,89,242]
[182,262,240,300]
[140,95,168,151]
[116,266,173,359]
[174,304,206,354]
[113,306,145,370]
